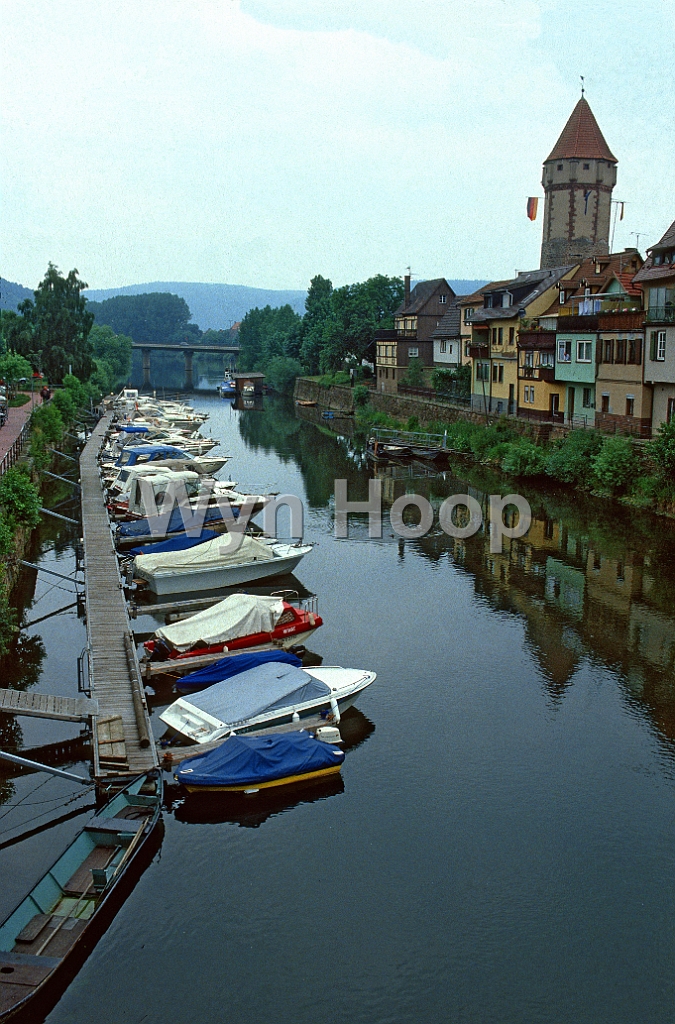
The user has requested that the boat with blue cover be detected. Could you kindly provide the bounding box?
[160,652,376,743]
[0,773,161,1023]
[174,731,345,792]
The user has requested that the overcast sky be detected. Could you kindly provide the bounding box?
[2,0,674,293]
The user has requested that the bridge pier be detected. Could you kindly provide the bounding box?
[184,349,194,391]
[142,348,151,390]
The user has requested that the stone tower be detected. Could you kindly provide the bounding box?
[540,97,617,269]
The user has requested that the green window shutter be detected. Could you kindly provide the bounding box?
[650,331,657,361]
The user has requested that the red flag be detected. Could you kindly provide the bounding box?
[527,197,539,221]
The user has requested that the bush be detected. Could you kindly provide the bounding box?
[501,441,547,477]
[431,364,471,397]
[318,370,351,388]
[650,419,675,480]
[353,384,370,407]
[265,356,303,394]
[401,357,424,388]
[51,388,77,423]
[0,466,40,529]
[406,416,419,431]
[591,436,638,494]
[31,402,64,443]
[545,429,603,486]
[8,394,30,407]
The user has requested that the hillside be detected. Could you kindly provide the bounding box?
[83,281,308,331]
[0,278,34,310]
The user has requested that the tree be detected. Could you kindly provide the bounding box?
[18,264,94,383]
[300,275,333,373]
[89,324,133,394]
[0,310,33,359]
[0,352,33,385]
[650,419,675,480]
[238,305,302,372]
[592,436,638,493]
[88,292,199,346]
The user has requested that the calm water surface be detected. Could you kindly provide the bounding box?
[2,394,675,1024]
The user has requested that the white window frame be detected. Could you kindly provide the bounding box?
[577,341,592,363]
[658,331,667,361]
[439,294,447,304]
[439,341,447,354]
[408,346,419,358]
[558,340,572,363]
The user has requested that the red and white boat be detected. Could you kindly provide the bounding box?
[143,592,322,665]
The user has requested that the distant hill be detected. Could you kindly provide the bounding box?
[1,278,34,311]
[448,280,489,297]
[84,282,308,331]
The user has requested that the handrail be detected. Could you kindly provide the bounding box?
[0,421,31,478]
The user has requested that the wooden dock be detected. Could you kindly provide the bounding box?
[80,416,158,781]
[0,688,97,723]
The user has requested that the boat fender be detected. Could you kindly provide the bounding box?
[292,711,300,722]
[329,697,341,724]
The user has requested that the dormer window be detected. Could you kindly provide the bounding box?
[654,255,663,265]
[502,293,511,308]
[486,295,493,308]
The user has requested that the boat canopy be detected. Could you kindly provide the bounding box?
[175,662,331,726]
[119,425,149,433]
[130,528,219,556]
[176,649,302,692]
[157,593,286,652]
[134,534,274,575]
[117,503,231,538]
[175,732,343,787]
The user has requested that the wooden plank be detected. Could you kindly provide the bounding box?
[0,688,97,723]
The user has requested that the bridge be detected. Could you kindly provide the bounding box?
[131,342,240,390]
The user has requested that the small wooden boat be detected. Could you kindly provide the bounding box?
[174,731,344,792]
[366,438,412,461]
[296,400,317,408]
[0,773,161,1022]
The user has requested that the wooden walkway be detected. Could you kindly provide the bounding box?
[0,688,97,722]
[80,415,158,780]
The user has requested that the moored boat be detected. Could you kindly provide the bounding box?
[160,657,376,743]
[143,592,322,662]
[0,773,161,1023]
[174,731,344,792]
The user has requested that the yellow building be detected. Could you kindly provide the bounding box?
[468,268,577,415]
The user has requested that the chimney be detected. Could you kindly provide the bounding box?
[404,273,411,308]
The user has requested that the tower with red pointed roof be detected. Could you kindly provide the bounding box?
[540,96,617,269]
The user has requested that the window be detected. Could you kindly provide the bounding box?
[499,364,504,383]
[583,163,590,169]
[440,341,447,353]
[523,386,535,403]
[492,363,499,382]
[486,295,493,308]
[582,388,593,409]
[524,351,534,367]
[408,347,418,358]
[529,386,535,403]
[577,341,592,363]
[439,294,447,304]
[523,388,529,403]
[492,328,497,345]
[557,163,563,170]
[509,327,515,345]
[540,351,554,367]
[558,340,572,363]
[464,307,474,323]
[385,368,389,379]
[476,363,490,381]
[615,339,625,363]
[626,397,635,417]
[502,293,510,308]
[601,394,610,413]
[668,398,675,422]
[465,342,471,357]
[627,339,641,364]
[498,328,504,345]
[560,291,567,305]
[651,331,667,361]
[603,339,613,363]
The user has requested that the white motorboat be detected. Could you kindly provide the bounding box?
[133,533,312,595]
[160,659,376,743]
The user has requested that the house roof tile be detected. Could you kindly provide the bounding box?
[395,278,455,316]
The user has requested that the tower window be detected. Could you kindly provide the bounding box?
[557,164,563,170]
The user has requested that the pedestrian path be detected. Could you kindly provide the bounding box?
[0,395,40,474]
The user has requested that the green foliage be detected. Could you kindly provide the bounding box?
[0,309,33,358]
[51,387,77,423]
[318,370,350,387]
[650,419,675,480]
[31,402,64,443]
[401,357,425,387]
[0,466,40,529]
[353,384,370,407]
[431,364,471,397]
[300,276,334,373]
[18,264,94,384]
[591,436,638,493]
[544,429,603,486]
[469,421,517,460]
[406,416,420,431]
[265,356,303,394]
[9,394,30,408]
[88,292,199,346]
[0,352,33,383]
[238,305,302,373]
[500,441,547,477]
[89,324,133,394]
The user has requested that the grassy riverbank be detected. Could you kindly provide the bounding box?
[355,399,675,515]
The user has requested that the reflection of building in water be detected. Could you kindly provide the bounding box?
[408,495,675,740]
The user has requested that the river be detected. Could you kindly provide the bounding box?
[2,393,675,1024]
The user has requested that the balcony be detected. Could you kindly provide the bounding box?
[518,365,555,382]
[646,306,675,323]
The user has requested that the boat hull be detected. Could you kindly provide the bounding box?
[181,763,342,792]
[136,549,310,595]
